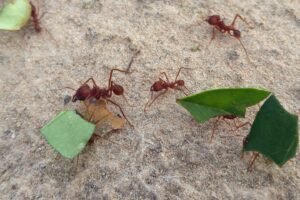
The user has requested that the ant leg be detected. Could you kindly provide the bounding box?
[144,89,168,112]
[183,85,191,95]
[210,116,222,142]
[222,118,233,129]
[175,67,184,82]
[159,72,170,83]
[127,49,141,73]
[247,152,259,171]
[237,38,255,66]
[105,98,133,127]
[232,120,252,131]
[62,87,76,91]
[121,94,134,106]
[76,154,79,170]
[208,27,216,47]
[144,91,154,112]
[174,87,188,96]
[108,68,129,88]
[231,14,253,28]
[83,78,98,87]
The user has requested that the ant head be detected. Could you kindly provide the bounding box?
[176,80,185,86]
[150,80,165,92]
[206,15,220,25]
[112,83,124,96]
[72,84,91,102]
[233,30,241,38]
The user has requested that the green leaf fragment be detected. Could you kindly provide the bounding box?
[177,88,271,123]
[41,110,96,159]
[0,0,32,30]
[243,95,299,166]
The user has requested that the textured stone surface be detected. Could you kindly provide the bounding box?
[0,0,299,199]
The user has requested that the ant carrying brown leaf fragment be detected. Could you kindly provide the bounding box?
[66,68,133,127]
[26,1,58,46]
[205,14,254,65]
[144,67,191,112]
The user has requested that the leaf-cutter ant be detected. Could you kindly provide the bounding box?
[205,14,254,64]
[29,1,42,32]
[144,67,190,112]
[67,68,133,127]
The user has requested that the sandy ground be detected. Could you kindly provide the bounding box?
[0,0,300,199]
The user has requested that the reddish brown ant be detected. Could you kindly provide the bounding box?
[205,14,254,64]
[67,68,133,127]
[144,67,190,112]
[211,114,251,142]
[29,1,42,32]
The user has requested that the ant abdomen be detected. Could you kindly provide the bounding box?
[72,84,91,102]
[112,84,124,95]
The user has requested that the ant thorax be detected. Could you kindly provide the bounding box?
[95,88,110,99]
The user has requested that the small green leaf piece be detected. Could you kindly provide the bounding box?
[0,0,32,30]
[177,88,271,123]
[41,111,96,159]
[243,95,299,166]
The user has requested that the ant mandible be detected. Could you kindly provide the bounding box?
[68,68,133,127]
[205,14,253,64]
[144,67,190,112]
[210,114,251,142]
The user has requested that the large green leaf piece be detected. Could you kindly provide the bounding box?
[0,0,32,30]
[177,88,271,123]
[41,111,96,159]
[243,95,299,166]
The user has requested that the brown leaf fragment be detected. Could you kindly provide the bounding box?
[78,99,125,135]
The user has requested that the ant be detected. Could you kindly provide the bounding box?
[67,68,133,127]
[144,67,190,112]
[29,1,42,32]
[210,114,251,142]
[205,14,253,64]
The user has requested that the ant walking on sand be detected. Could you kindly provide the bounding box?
[144,67,190,112]
[28,1,58,45]
[210,115,251,142]
[67,68,133,126]
[29,1,42,33]
[205,14,254,64]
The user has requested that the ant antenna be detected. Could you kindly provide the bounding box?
[108,68,128,88]
[237,38,255,66]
